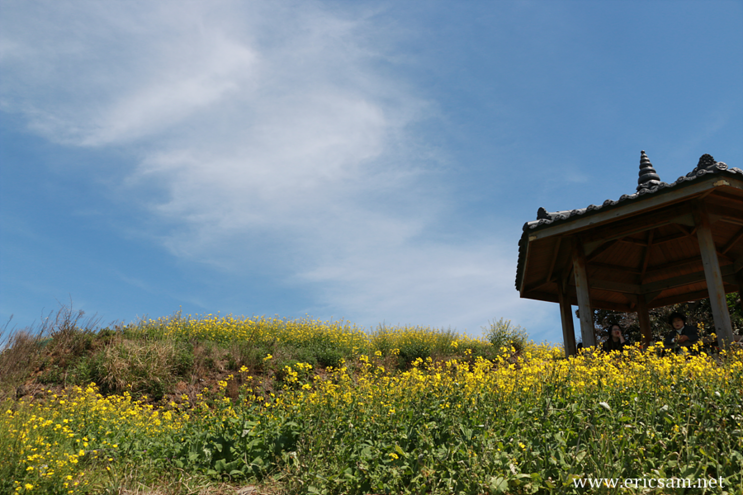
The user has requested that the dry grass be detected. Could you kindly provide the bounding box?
[93,337,189,397]
[0,329,44,398]
[103,464,270,495]
[0,306,102,399]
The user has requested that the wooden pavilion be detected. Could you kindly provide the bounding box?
[515,151,743,355]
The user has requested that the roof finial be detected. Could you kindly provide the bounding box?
[686,154,722,177]
[698,154,716,170]
[637,150,660,191]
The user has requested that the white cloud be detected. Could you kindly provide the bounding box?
[0,0,554,337]
[298,240,553,336]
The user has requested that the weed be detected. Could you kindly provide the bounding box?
[483,317,530,355]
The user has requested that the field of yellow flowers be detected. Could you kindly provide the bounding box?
[2,313,742,494]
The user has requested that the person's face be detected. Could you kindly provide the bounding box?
[611,326,621,338]
[672,318,685,330]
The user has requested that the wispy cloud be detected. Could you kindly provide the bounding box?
[0,1,553,336]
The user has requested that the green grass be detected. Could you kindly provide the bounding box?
[1,308,742,494]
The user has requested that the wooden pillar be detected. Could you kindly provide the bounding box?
[636,295,652,347]
[694,205,734,348]
[573,244,596,347]
[557,276,577,356]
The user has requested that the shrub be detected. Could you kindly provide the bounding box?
[483,317,530,355]
[307,338,346,368]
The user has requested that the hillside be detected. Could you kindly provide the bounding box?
[2,308,742,494]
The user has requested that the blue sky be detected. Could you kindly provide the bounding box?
[1,0,742,343]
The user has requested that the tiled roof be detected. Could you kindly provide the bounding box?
[515,152,742,291]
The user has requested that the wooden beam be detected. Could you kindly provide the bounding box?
[591,262,642,275]
[640,264,739,295]
[721,227,743,255]
[715,217,743,227]
[704,202,743,227]
[627,227,694,246]
[710,189,743,206]
[560,244,575,288]
[519,290,559,304]
[529,269,739,304]
[636,295,652,347]
[643,290,662,305]
[586,269,740,298]
[649,286,739,309]
[618,237,647,247]
[653,228,695,246]
[650,291,711,309]
[579,206,694,246]
[717,251,733,264]
[545,237,562,284]
[519,235,533,293]
[554,294,634,312]
[520,289,635,312]
[645,257,705,280]
[590,279,641,294]
[625,293,638,310]
[640,230,654,282]
[585,300,634,312]
[585,239,620,260]
[694,204,734,347]
[557,276,577,357]
[573,245,596,347]
[526,179,727,242]
[521,279,551,294]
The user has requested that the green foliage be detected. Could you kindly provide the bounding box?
[483,317,530,354]
[167,407,301,479]
[304,334,347,368]
[276,352,743,494]
[370,325,474,366]
[594,292,743,345]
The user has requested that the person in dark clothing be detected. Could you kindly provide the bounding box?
[603,324,626,353]
[663,312,700,351]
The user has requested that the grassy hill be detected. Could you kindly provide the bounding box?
[1,308,741,494]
